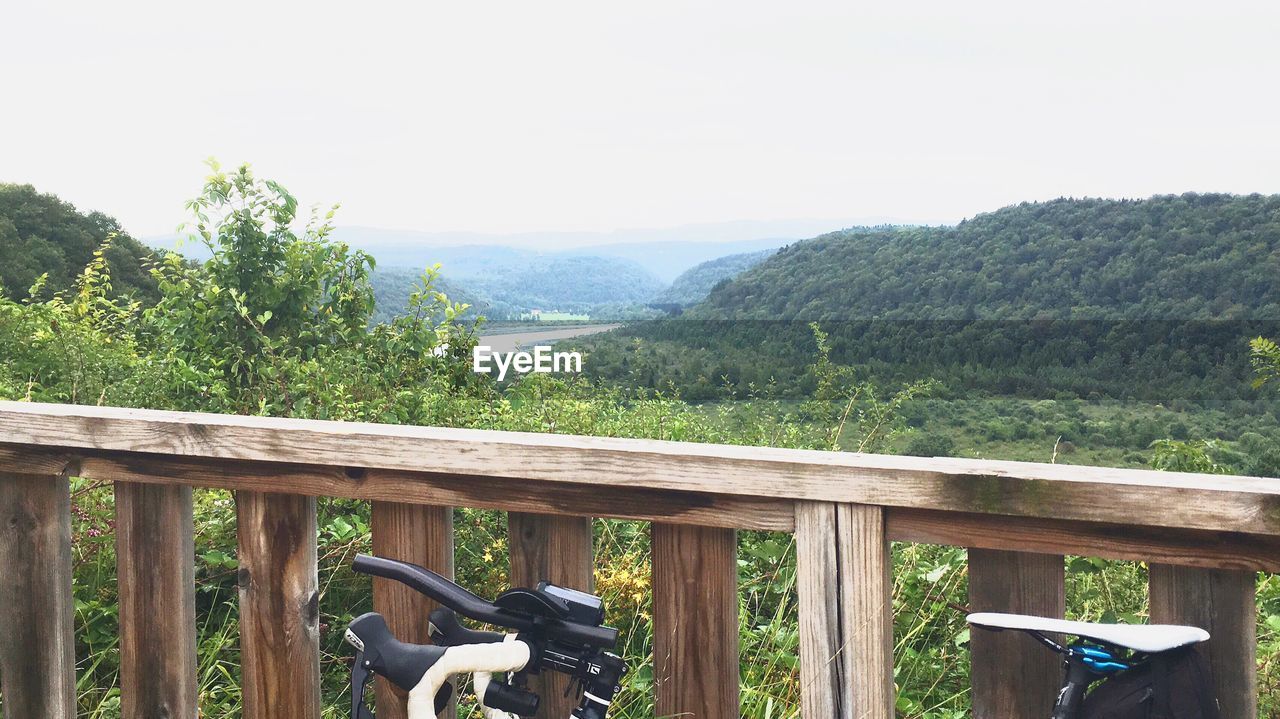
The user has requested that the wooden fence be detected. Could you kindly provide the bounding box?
[0,401,1276,717]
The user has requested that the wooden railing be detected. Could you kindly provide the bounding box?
[0,401,1276,718]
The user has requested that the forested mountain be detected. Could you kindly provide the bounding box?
[369,267,514,324]
[371,256,663,322]
[695,194,1280,320]
[0,184,159,302]
[652,248,777,306]
[465,255,663,314]
[583,194,1280,400]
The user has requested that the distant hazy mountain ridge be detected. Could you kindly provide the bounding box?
[468,255,664,313]
[325,219,877,282]
[150,221,857,319]
[653,248,778,307]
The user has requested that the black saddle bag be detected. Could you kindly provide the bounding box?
[1080,646,1220,719]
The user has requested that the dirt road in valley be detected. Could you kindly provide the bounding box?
[476,324,620,353]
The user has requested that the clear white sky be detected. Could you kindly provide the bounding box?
[3,0,1277,238]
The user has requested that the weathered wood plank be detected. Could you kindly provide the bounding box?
[798,502,894,718]
[0,447,793,530]
[508,512,594,719]
[888,507,1280,573]
[236,491,321,719]
[0,471,76,718]
[969,549,1065,719]
[837,503,894,717]
[652,523,739,718]
[3,402,1278,535]
[371,501,456,719]
[115,482,197,719]
[1149,564,1257,719]
[796,502,845,718]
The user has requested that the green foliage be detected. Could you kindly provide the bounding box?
[1251,336,1280,389]
[803,322,937,452]
[904,433,956,458]
[0,241,149,405]
[1149,439,1226,473]
[370,266,514,323]
[0,183,160,303]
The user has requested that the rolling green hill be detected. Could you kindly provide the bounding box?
[695,194,1280,320]
[0,184,159,303]
[369,266,516,324]
[463,255,664,315]
[652,248,777,307]
[584,194,1280,400]
[695,194,1280,321]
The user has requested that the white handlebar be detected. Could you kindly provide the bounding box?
[407,635,532,719]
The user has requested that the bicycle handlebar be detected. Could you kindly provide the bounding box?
[352,554,618,648]
[353,554,496,618]
[346,554,624,719]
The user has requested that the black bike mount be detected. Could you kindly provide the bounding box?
[1019,630,1136,719]
[347,553,625,719]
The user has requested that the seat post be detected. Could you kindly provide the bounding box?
[1051,657,1096,719]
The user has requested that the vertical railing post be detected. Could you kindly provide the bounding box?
[1149,564,1257,719]
[115,482,197,718]
[236,491,321,719]
[0,470,76,718]
[508,512,594,719]
[795,502,893,719]
[372,501,456,719]
[651,522,739,719]
[968,549,1065,718]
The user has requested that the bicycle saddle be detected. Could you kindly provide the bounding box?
[968,612,1209,653]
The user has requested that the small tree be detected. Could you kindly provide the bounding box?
[146,161,480,418]
[904,433,956,457]
[1251,336,1280,390]
[1149,439,1224,474]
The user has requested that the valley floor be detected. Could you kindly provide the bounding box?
[695,397,1280,475]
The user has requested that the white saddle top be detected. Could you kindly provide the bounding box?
[967,612,1209,654]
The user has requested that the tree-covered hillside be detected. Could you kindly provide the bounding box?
[653,248,777,307]
[465,255,664,313]
[369,266,516,323]
[696,194,1280,320]
[0,184,160,302]
[582,195,1280,400]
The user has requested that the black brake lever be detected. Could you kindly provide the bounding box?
[350,648,452,718]
[351,650,376,719]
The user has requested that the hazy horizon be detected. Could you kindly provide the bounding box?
[5,1,1278,239]
[142,215,933,250]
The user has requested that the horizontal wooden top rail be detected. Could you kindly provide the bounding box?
[2,401,1279,537]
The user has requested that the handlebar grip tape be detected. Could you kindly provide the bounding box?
[408,637,531,719]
